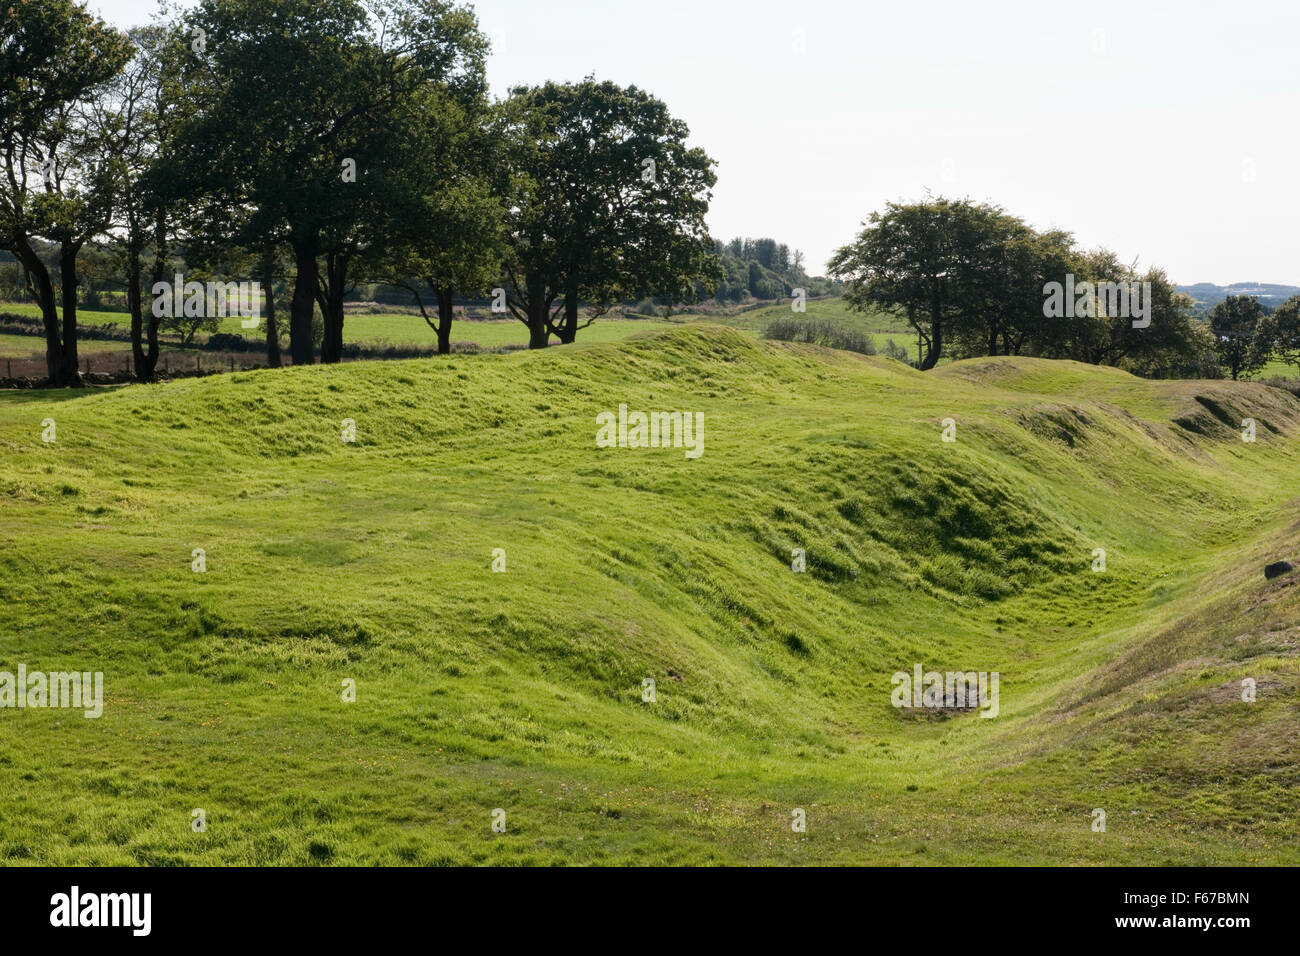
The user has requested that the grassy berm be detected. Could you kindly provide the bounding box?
[0,325,1297,865]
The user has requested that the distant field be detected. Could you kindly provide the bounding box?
[0,302,688,350]
[0,333,124,359]
[718,298,919,359]
[1257,356,1300,380]
[720,297,909,334]
[2,298,1295,379]
[1,304,131,329]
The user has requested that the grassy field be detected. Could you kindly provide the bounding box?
[0,333,125,359]
[719,296,905,334]
[0,296,904,355]
[0,302,685,352]
[1,325,1298,865]
[6,297,1293,381]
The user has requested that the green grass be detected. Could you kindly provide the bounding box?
[0,324,1298,865]
[0,333,126,359]
[0,303,128,328]
[722,297,917,358]
[349,315,681,348]
[719,296,906,334]
[0,301,685,349]
[1255,356,1300,380]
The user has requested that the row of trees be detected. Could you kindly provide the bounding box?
[707,236,838,304]
[718,237,799,274]
[5,3,1292,388]
[827,197,1294,379]
[1208,294,1300,380]
[1,0,723,385]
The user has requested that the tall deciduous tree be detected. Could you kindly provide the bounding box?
[500,79,721,347]
[1270,295,1300,376]
[1209,294,1270,380]
[103,22,183,382]
[0,0,131,385]
[1057,251,1198,369]
[388,111,503,354]
[832,197,1204,373]
[829,198,975,370]
[165,0,487,365]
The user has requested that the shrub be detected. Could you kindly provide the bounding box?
[1258,376,1300,399]
[205,332,255,352]
[881,338,912,364]
[762,318,876,355]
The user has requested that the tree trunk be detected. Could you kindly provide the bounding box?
[318,252,346,364]
[526,273,549,348]
[143,311,160,380]
[290,244,317,366]
[127,238,148,381]
[13,240,73,385]
[558,287,579,345]
[127,224,160,382]
[138,214,168,382]
[528,305,549,348]
[261,250,281,368]
[436,285,453,355]
[920,281,942,370]
[59,243,80,379]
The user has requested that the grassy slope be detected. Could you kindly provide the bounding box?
[0,325,1297,865]
[719,296,902,332]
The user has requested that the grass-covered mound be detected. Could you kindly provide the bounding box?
[0,325,1297,864]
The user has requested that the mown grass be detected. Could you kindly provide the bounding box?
[0,324,1297,865]
[0,302,683,351]
[0,333,126,360]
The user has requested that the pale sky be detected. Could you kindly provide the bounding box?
[89,0,1300,285]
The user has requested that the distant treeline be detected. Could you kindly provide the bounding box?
[709,237,839,304]
[830,197,1300,380]
[1180,282,1300,316]
[2,0,1289,391]
[1,0,732,386]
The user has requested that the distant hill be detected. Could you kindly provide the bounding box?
[1178,281,1300,315]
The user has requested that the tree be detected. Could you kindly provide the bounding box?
[1271,295,1300,376]
[165,0,488,365]
[831,197,1205,374]
[0,0,131,385]
[386,86,501,354]
[1209,294,1270,380]
[101,22,183,381]
[499,79,721,347]
[829,197,979,370]
[994,229,1078,357]
[944,205,1050,358]
[391,177,502,354]
[1051,252,1200,370]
